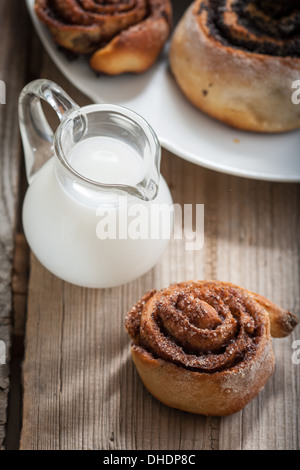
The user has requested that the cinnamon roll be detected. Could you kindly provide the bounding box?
[169,1,300,132]
[34,0,172,74]
[125,281,298,416]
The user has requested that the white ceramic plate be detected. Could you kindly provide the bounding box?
[26,0,300,182]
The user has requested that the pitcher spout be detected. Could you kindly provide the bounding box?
[128,176,160,202]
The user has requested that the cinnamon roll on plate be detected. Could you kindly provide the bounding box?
[169,1,300,132]
[125,281,298,416]
[34,0,172,75]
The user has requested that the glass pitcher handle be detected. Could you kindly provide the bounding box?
[18,79,79,184]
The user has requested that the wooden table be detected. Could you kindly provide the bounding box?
[0,1,299,451]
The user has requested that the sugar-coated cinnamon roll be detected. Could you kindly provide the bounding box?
[125,281,298,416]
[34,0,172,74]
[169,1,300,132]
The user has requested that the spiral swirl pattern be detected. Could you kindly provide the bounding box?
[126,281,270,373]
[35,0,172,56]
[126,281,298,414]
[197,0,300,57]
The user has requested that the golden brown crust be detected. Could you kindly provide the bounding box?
[248,291,299,338]
[90,7,171,75]
[34,0,172,74]
[125,280,298,416]
[169,1,300,133]
[131,341,274,416]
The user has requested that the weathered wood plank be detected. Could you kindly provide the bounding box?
[20,143,300,449]
[3,234,30,450]
[0,0,32,449]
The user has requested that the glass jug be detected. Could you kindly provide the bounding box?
[19,79,173,288]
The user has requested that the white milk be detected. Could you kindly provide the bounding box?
[22,137,173,288]
[68,136,144,185]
